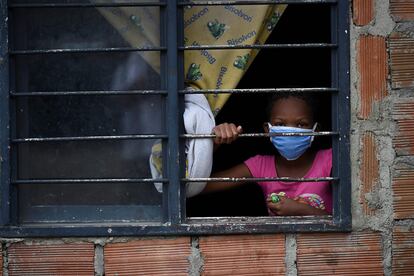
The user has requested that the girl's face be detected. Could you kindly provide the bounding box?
[266,97,314,130]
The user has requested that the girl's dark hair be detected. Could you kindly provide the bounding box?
[265,92,321,122]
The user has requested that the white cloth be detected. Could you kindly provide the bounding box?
[150,92,215,197]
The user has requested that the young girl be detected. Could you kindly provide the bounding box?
[204,93,332,216]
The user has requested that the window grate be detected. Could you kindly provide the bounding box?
[0,0,351,235]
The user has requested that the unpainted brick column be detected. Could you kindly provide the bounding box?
[353,0,374,26]
[360,132,380,215]
[357,35,388,119]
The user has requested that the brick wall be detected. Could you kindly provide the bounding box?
[1,1,414,275]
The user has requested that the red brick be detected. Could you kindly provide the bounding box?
[297,232,383,275]
[390,0,414,21]
[393,167,414,219]
[393,100,414,155]
[357,36,388,119]
[360,132,380,215]
[8,242,94,276]
[393,226,414,275]
[104,238,190,276]
[199,235,285,275]
[353,0,374,26]
[389,36,414,88]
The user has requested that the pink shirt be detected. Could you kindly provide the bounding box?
[244,149,332,214]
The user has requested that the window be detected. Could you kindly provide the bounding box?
[0,0,350,236]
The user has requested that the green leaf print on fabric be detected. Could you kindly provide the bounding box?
[129,15,144,32]
[233,53,250,70]
[266,11,282,31]
[207,19,227,39]
[186,63,203,81]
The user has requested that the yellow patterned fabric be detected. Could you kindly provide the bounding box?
[183,4,286,115]
[95,1,286,114]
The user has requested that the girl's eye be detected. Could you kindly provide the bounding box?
[274,122,284,126]
[297,122,308,128]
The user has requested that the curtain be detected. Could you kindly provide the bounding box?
[95,1,286,114]
[93,1,286,196]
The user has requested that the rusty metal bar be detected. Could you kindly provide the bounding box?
[178,0,337,6]
[179,87,337,94]
[184,177,338,182]
[8,2,166,8]
[12,131,337,144]
[9,47,166,55]
[180,43,336,50]
[11,176,336,185]
[12,134,167,143]
[182,131,338,138]
[12,178,169,185]
[10,90,167,97]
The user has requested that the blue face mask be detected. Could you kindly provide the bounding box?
[267,123,317,161]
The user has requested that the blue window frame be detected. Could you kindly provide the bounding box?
[0,0,350,237]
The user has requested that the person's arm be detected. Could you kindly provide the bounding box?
[202,122,249,194]
[202,163,253,194]
[266,196,329,216]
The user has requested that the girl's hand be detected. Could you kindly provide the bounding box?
[266,195,329,216]
[266,196,304,216]
[212,123,243,145]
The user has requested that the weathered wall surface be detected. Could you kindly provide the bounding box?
[1,1,414,275]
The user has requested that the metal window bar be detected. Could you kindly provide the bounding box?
[9,47,167,55]
[7,0,338,9]
[11,177,336,185]
[8,43,335,55]
[177,0,338,6]
[180,43,336,50]
[164,0,186,225]
[179,87,337,94]
[331,0,351,228]
[9,90,168,97]
[184,177,338,182]
[10,131,337,144]
[11,135,168,143]
[8,2,167,8]
[9,88,334,97]
[0,0,10,226]
[12,178,169,184]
